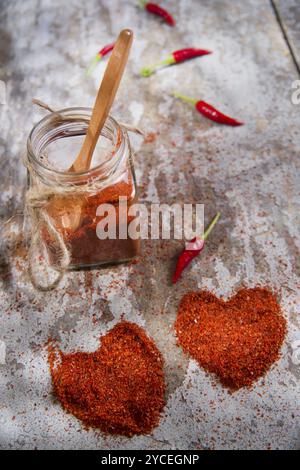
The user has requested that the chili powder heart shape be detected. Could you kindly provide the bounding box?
[48,322,165,436]
[175,288,286,390]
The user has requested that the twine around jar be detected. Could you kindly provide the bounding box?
[23,100,144,291]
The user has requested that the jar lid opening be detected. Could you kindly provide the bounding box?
[27,108,126,181]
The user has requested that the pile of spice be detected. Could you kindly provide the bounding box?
[175,288,286,390]
[48,322,165,436]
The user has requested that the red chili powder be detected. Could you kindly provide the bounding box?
[48,322,165,436]
[175,288,286,390]
[44,180,140,266]
[143,132,156,144]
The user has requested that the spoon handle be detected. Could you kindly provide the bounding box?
[69,29,133,173]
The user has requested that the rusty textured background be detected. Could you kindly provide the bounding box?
[0,0,299,450]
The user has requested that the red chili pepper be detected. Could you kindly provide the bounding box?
[98,43,115,57]
[140,1,175,26]
[141,48,211,77]
[174,93,244,126]
[172,48,212,63]
[86,43,115,76]
[172,212,220,284]
[196,101,244,126]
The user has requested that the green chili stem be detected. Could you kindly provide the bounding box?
[140,55,175,77]
[202,212,221,241]
[173,92,197,105]
[86,55,101,76]
[139,0,147,7]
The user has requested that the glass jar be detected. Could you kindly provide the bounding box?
[25,107,140,271]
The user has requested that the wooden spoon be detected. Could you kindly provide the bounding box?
[46,29,133,234]
[69,28,133,173]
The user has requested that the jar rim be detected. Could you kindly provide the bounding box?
[26,107,125,179]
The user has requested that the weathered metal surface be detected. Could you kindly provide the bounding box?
[275,0,300,69]
[0,0,299,450]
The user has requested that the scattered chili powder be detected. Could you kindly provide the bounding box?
[48,322,165,436]
[143,132,157,144]
[175,288,286,390]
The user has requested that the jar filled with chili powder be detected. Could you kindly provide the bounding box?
[25,107,140,271]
